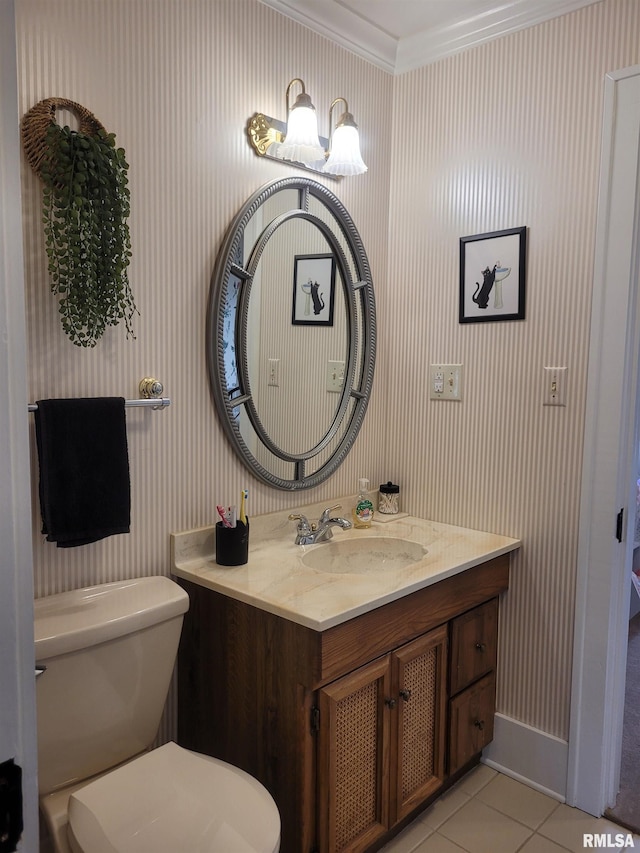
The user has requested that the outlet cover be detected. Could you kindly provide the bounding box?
[430,364,463,400]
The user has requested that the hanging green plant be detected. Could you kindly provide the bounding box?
[22,98,137,347]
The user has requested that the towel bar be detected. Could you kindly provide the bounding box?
[28,397,171,412]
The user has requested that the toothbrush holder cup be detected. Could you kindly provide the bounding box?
[215,519,249,566]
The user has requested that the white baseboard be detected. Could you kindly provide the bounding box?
[482,713,568,801]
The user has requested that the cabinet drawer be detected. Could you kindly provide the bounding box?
[448,671,496,774]
[450,598,498,695]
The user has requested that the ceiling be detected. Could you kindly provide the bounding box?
[259,0,602,73]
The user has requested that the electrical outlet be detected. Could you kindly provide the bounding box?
[327,360,345,393]
[543,366,567,406]
[430,364,463,400]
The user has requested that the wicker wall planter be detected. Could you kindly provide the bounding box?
[21,97,106,178]
[21,97,136,347]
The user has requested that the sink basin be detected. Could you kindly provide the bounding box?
[301,537,427,574]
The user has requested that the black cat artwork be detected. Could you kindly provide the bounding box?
[459,227,526,324]
[472,264,498,309]
[310,280,325,315]
[292,253,336,326]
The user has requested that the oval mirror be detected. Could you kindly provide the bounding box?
[207,177,376,490]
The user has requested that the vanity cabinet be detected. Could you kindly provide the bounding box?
[176,554,509,853]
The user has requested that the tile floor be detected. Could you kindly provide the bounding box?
[381,765,640,853]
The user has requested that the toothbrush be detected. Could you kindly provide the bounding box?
[217,505,232,528]
[239,489,248,525]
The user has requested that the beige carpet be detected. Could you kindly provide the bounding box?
[606,612,640,833]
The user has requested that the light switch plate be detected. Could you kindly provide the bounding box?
[543,366,567,406]
[268,358,280,387]
[326,359,345,393]
[430,364,463,400]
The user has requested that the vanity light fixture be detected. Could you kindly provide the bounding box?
[324,97,367,176]
[247,79,367,178]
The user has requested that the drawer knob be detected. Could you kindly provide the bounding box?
[474,718,485,730]
[385,697,397,709]
[475,642,486,652]
[399,689,412,702]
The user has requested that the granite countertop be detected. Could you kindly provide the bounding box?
[171,499,520,631]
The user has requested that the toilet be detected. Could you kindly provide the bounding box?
[34,576,280,853]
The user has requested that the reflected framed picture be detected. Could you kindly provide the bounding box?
[292,253,336,326]
[459,227,527,323]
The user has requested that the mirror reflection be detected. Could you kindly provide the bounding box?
[208,177,375,490]
[246,217,348,454]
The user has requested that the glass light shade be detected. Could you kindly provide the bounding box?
[277,105,325,164]
[323,124,367,176]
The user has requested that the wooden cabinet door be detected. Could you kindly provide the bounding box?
[316,655,392,853]
[391,625,448,823]
[450,598,498,695]
[449,671,496,774]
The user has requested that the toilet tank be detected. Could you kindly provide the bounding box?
[34,576,189,795]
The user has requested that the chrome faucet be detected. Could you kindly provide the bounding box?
[288,504,352,545]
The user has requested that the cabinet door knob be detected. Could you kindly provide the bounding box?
[474,718,485,730]
[385,697,397,709]
[475,642,486,652]
[399,689,412,702]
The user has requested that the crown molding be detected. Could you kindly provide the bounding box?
[395,0,602,73]
[259,0,602,74]
[258,0,397,73]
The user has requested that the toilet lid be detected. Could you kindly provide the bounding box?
[67,742,280,853]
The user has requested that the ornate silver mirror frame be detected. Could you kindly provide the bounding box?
[207,176,376,490]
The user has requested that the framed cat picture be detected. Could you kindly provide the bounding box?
[459,227,527,323]
[292,253,336,326]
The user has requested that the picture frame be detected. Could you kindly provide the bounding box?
[459,227,527,323]
[292,253,336,326]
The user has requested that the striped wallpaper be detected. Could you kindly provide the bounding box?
[14,0,640,748]
[384,0,640,740]
[15,0,393,745]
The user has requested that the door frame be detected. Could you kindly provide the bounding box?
[0,0,39,846]
[567,64,640,815]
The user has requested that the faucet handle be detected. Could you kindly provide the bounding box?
[319,504,342,523]
[289,512,312,533]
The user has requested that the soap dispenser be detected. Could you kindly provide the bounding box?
[352,478,374,529]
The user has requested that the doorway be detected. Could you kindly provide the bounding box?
[605,606,640,830]
[567,64,640,817]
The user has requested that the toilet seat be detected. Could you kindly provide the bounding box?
[66,742,280,853]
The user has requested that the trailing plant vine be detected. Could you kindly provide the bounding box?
[39,122,137,347]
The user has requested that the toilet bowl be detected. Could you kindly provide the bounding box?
[34,577,280,853]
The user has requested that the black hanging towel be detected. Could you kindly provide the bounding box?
[34,397,131,547]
